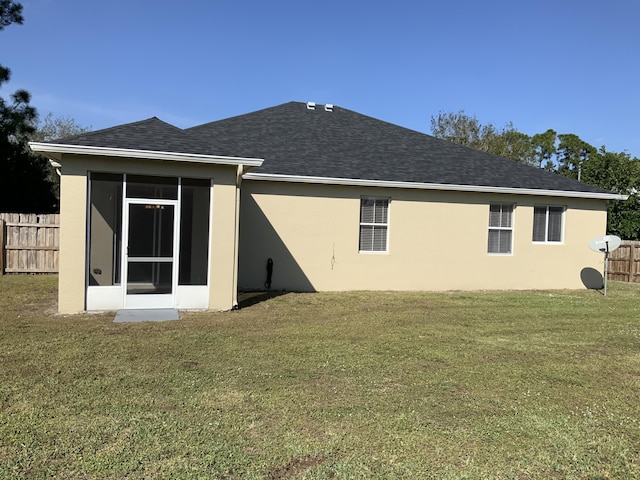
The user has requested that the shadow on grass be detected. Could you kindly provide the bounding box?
[237,290,289,309]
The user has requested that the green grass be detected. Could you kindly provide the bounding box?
[1,275,640,479]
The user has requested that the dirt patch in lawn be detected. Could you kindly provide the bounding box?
[267,456,325,479]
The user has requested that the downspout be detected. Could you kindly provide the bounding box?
[231,164,243,309]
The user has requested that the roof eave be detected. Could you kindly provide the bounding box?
[242,172,627,201]
[28,142,264,167]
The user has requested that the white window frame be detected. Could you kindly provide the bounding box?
[359,197,390,253]
[488,203,514,255]
[532,205,565,244]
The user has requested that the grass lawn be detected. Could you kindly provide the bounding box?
[1,276,639,479]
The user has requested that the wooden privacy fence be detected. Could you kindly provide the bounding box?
[607,240,640,283]
[0,213,59,274]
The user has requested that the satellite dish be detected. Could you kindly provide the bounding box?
[588,235,621,295]
[589,235,621,254]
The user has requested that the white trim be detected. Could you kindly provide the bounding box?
[488,203,515,256]
[128,257,173,262]
[176,286,209,309]
[359,197,390,253]
[30,141,625,201]
[243,172,627,201]
[125,293,175,309]
[29,142,264,167]
[123,197,179,309]
[532,205,565,244]
[87,286,123,311]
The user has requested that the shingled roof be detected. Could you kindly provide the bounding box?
[186,102,613,196]
[48,101,615,197]
[51,117,214,155]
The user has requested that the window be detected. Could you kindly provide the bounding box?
[359,197,389,252]
[488,204,514,254]
[533,206,564,243]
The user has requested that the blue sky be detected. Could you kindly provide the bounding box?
[3,0,639,157]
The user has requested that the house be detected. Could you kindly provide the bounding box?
[29,101,625,314]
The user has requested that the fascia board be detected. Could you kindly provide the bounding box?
[28,142,264,167]
[242,172,628,201]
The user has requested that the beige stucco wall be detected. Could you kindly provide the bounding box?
[57,154,241,313]
[209,169,241,310]
[238,180,608,292]
[58,171,88,313]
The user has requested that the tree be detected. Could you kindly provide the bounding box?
[0,0,22,28]
[430,109,640,239]
[580,147,640,238]
[430,110,535,165]
[606,195,640,240]
[531,129,557,170]
[430,110,485,148]
[581,148,640,193]
[0,1,57,213]
[556,134,596,181]
[28,113,90,204]
[486,128,536,166]
[30,112,90,143]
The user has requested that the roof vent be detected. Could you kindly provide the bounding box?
[325,104,334,112]
[306,101,316,110]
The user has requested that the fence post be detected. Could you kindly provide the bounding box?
[630,243,636,283]
[0,219,4,275]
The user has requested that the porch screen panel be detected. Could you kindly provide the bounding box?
[88,173,123,286]
[128,204,174,257]
[127,262,172,294]
[127,175,178,200]
[179,178,211,285]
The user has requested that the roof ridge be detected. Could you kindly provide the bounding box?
[53,117,183,144]
[186,101,300,131]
